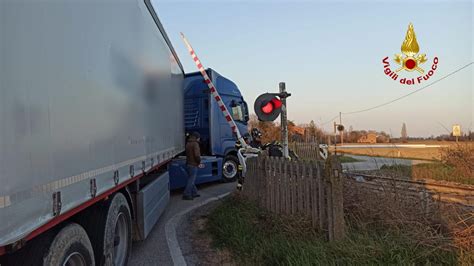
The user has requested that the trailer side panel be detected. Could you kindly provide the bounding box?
[0,0,184,246]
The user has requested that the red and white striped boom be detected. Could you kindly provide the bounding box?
[180,32,247,148]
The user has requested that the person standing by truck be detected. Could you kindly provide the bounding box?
[184,132,203,200]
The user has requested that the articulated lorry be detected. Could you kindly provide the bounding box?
[0,0,248,265]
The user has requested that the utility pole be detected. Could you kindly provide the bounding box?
[334,121,337,155]
[280,82,289,158]
[339,112,343,146]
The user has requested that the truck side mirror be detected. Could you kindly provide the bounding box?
[243,101,250,122]
[231,105,244,121]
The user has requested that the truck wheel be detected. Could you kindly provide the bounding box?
[43,223,95,266]
[222,155,239,182]
[101,193,132,266]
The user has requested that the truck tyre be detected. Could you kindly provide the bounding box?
[79,192,132,266]
[98,192,132,266]
[222,155,239,182]
[43,223,95,266]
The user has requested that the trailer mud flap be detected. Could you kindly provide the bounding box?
[136,172,170,240]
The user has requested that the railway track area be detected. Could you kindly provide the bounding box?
[345,172,474,207]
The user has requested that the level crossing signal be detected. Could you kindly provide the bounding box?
[254,93,283,122]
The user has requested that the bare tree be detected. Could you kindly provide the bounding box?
[401,123,408,143]
[307,120,318,142]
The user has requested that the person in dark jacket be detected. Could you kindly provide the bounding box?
[250,128,263,148]
[183,132,203,200]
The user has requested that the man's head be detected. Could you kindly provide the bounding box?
[251,128,262,141]
[190,132,200,141]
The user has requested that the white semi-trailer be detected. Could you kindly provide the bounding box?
[0,0,185,264]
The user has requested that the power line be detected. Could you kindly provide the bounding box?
[436,121,451,134]
[319,62,473,125]
[341,62,473,115]
[320,115,339,126]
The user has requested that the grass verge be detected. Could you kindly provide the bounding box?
[337,155,363,163]
[207,196,459,265]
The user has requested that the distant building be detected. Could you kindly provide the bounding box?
[290,126,305,142]
[357,133,377,144]
[292,126,305,136]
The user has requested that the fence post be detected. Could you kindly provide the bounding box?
[295,162,302,213]
[246,158,252,200]
[304,163,311,215]
[272,157,278,213]
[265,157,271,210]
[283,159,290,214]
[248,157,254,200]
[275,158,281,214]
[307,161,316,227]
[325,155,345,241]
[259,156,266,207]
[269,157,275,213]
[253,157,259,202]
[318,160,326,232]
[290,162,297,215]
[243,158,251,199]
[315,140,321,161]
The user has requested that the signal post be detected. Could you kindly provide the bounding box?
[280,82,289,158]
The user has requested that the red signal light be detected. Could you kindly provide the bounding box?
[271,98,282,109]
[261,102,274,114]
[261,97,281,114]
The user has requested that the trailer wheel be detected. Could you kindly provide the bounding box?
[43,223,95,266]
[80,192,132,266]
[222,155,239,182]
[101,193,132,266]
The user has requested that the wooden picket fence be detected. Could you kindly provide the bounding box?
[288,142,322,161]
[242,155,345,241]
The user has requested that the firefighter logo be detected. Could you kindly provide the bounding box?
[382,23,438,85]
[394,23,427,73]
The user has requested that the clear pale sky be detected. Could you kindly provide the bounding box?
[153,0,473,137]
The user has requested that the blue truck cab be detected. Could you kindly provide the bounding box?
[169,69,249,188]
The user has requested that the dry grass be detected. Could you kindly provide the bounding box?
[344,178,474,264]
[440,143,474,178]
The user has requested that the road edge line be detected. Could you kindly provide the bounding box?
[165,192,231,266]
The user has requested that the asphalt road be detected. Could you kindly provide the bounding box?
[130,181,235,266]
[342,155,429,171]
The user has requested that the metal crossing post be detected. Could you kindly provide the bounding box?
[279,82,289,158]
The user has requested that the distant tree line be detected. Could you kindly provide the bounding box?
[248,115,474,144]
[427,132,474,142]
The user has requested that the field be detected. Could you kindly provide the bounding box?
[333,141,474,161]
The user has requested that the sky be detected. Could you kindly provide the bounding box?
[152,0,473,137]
